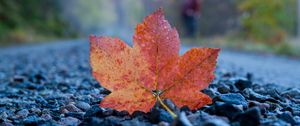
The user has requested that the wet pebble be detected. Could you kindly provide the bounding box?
[64,104,82,113]
[41,114,52,120]
[278,111,297,125]
[149,109,173,123]
[16,109,29,118]
[282,89,300,99]
[171,112,192,126]
[0,112,8,120]
[238,107,261,126]
[243,88,277,102]
[22,115,43,125]
[234,78,252,90]
[214,93,247,106]
[75,101,91,111]
[59,117,81,126]
[202,119,230,126]
[0,122,14,126]
[214,102,243,120]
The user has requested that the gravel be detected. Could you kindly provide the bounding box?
[0,41,300,126]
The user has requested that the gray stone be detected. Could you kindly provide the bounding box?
[65,104,82,112]
[75,101,91,111]
[59,117,81,126]
[0,112,8,119]
[202,119,230,126]
[171,112,193,126]
[282,89,300,99]
[215,93,247,106]
[41,114,52,120]
[16,109,29,118]
[239,107,261,126]
[278,111,297,125]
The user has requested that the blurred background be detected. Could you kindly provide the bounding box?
[0,0,299,57]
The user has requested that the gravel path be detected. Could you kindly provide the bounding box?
[218,50,300,87]
[185,45,300,88]
[0,40,300,126]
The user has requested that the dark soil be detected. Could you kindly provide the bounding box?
[0,41,300,126]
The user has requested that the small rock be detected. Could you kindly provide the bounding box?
[217,84,231,94]
[262,119,290,126]
[214,93,247,106]
[149,109,173,123]
[30,108,41,115]
[114,110,129,117]
[159,121,170,126]
[295,116,300,124]
[202,119,230,126]
[238,107,261,126]
[30,73,47,84]
[76,95,93,103]
[81,117,104,126]
[84,105,104,117]
[188,111,230,126]
[35,96,48,106]
[59,108,69,114]
[278,111,297,125]
[0,112,8,119]
[202,88,219,98]
[99,88,111,95]
[248,101,270,112]
[265,89,284,101]
[22,115,42,125]
[102,116,124,125]
[243,88,277,102]
[65,112,85,120]
[120,118,152,126]
[171,112,193,126]
[59,117,81,126]
[180,106,190,112]
[41,114,52,120]
[75,101,91,111]
[215,103,243,120]
[16,109,29,118]
[11,75,26,83]
[246,73,253,81]
[282,89,300,99]
[132,111,146,118]
[102,108,114,117]
[65,104,82,112]
[226,81,240,92]
[46,99,59,109]
[0,98,13,107]
[0,122,14,126]
[234,79,252,90]
[164,99,176,112]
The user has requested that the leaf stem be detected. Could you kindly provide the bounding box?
[156,96,177,118]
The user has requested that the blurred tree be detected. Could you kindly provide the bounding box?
[61,0,144,41]
[61,0,116,35]
[0,0,77,44]
[200,0,239,36]
[238,0,297,43]
[298,0,300,38]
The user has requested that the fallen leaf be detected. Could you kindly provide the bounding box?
[90,8,220,114]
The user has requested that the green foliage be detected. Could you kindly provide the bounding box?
[0,0,77,44]
[238,0,297,43]
[274,42,298,56]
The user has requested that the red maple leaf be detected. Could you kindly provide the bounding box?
[90,8,220,115]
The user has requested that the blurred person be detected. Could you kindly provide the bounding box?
[181,0,201,37]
